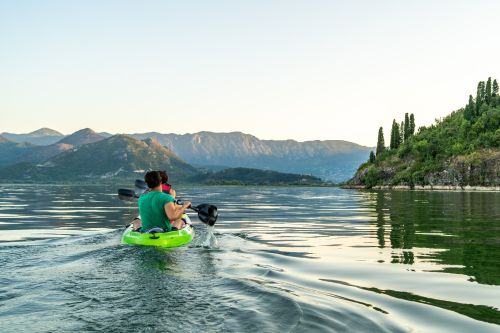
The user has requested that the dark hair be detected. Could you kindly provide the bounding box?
[144,171,161,188]
[159,170,169,184]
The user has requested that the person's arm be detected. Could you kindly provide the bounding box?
[165,200,191,221]
[169,188,177,198]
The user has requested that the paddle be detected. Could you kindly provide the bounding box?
[118,188,138,202]
[117,188,218,226]
[135,179,148,190]
[178,202,218,226]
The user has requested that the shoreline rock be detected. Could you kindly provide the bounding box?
[341,184,500,191]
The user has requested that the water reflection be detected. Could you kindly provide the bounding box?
[372,190,500,285]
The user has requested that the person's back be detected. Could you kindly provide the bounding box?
[138,190,175,232]
[136,170,191,232]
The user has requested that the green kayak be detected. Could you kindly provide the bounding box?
[121,214,194,248]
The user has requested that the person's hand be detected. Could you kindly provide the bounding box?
[183,201,192,210]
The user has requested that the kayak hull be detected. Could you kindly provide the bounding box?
[121,214,194,248]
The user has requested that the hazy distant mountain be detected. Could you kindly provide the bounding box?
[0,135,199,181]
[0,141,72,167]
[0,140,35,166]
[57,128,105,146]
[1,128,64,145]
[0,128,105,167]
[131,131,372,181]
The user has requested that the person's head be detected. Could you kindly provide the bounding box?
[144,171,162,189]
[159,170,169,184]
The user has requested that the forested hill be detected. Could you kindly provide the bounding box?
[347,77,500,189]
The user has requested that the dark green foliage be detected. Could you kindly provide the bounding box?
[369,151,376,163]
[476,81,485,114]
[466,78,498,121]
[400,121,404,144]
[189,167,326,186]
[364,166,380,188]
[409,114,415,136]
[404,113,410,141]
[390,120,401,149]
[376,127,385,155]
[486,77,492,104]
[464,95,475,121]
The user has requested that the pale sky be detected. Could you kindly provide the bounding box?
[1,0,499,146]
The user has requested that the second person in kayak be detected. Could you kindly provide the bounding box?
[138,170,191,232]
[159,170,176,198]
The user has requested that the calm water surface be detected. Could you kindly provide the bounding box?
[0,185,499,332]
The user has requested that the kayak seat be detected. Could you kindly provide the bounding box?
[140,226,180,234]
[145,227,166,234]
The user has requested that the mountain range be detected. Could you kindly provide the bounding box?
[0,134,325,185]
[130,132,370,181]
[0,128,372,182]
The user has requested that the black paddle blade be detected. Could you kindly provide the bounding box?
[135,179,148,190]
[118,189,136,197]
[195,204,218,226]
[118,189,138,202]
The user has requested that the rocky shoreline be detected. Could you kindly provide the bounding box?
[342,184,500,191]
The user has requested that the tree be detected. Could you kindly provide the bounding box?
[399,121,403,144]
[485,77,492,104]
[390,120,401,149]
[476,81,485,114]
[409,114,415,136]
[464,95,475,121]
[390,120,396,149]
[493,79,499,96]
[404,113,410,141]
[376,127,385,156]
[369,151,376,163]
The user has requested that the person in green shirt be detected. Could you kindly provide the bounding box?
[137,171,191,232]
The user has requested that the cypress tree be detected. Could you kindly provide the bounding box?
[376,127,385,156]
[400,121,404,144]
[485,77,492,104]
[464,95,475,120]
[409,114,415,136]
[464,103,471,121]
[394,121,401,148]
[404,113,410,141]
[476,81,485,114]
[390,120,396,149]
[493,79,499,96]
[369,151,376,163]
[390,120,401,149]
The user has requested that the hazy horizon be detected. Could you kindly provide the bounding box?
[1,1,500,146]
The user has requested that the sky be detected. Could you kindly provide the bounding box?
[1,0,499,146]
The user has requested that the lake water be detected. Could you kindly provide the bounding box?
[0,185,499,332]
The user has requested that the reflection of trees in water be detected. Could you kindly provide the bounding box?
[373,190,500,285]
[374,191,415,264]
[375,192,385,248]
